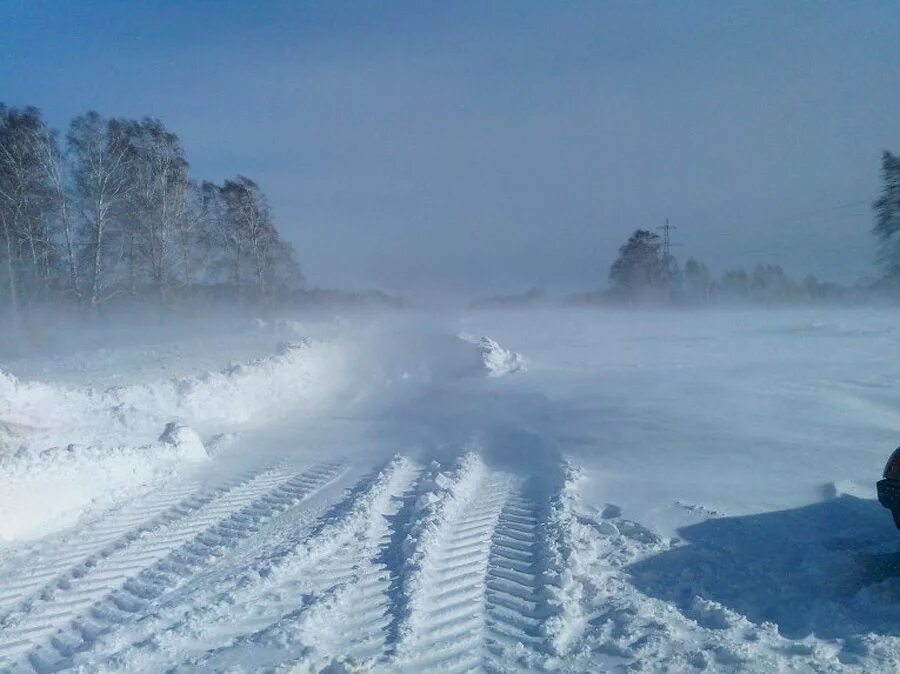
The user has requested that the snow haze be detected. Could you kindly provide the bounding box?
[2,2,897,294]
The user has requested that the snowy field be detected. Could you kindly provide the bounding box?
[1,307,900,672]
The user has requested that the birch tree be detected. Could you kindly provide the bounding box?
[121,118,190,300]
[221,176,279,300]
[67,112,133,308]
[0,105,60,313]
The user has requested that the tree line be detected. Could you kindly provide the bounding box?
[0,104,302,319]
[600,150,900,306]
[603,229,845,305]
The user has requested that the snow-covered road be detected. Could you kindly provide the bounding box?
[2,309,900,672]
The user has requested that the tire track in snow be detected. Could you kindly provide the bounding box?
[195,455,537,672]
[0,462,345,673]
[174,457,422,672]
[262,464,423,664]
[483,493,548,670]
[391,453,556,673]
[396,479,509,671]
[0,479,202,621]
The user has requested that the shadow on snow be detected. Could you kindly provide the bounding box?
[628,495,900,643]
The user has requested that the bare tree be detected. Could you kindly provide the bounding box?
[221,176,280,300]
[67,112,133,308]
[0,105,61,315]
[120,118,190,301]
[171,180,215,294]
[0,103,304,313]
[37,128,80,302]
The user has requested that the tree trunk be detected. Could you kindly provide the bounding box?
[2,222,19,323]
[60,197,81,302]
[90,217,104,308]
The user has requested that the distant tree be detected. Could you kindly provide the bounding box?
[720,267,749,299]
[608,229,668,299]
[750,264,796,303]
[874,151,900,285]
[661,252,680,295]
[682,257,711,302]
[36,121,80,302]
[270,240,305,296]
[801,275,844,301]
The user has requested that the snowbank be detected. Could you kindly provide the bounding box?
[0,340,343,447]
[0,338,347,541]
[100,339,345,429]
[0,428,208,541]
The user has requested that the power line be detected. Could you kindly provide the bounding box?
[657,218,677,257]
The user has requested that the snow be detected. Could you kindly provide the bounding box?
[0,329,348,542]
[459,332,527,376]
[1,307,900,671]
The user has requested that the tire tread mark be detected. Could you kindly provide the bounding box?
[0,462,345,671]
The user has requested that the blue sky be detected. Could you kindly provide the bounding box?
[2,1,897,294]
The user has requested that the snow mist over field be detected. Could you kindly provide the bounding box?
[1,306,900,671]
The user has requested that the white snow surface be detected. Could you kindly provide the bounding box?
[1,307,900,672]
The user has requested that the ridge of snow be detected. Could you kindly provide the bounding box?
[395,450,485,651]
[272,454,416,575]
[540,459,587,655]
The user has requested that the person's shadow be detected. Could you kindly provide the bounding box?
[628,495,900,643]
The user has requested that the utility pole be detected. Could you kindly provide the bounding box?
[657,218,676,257]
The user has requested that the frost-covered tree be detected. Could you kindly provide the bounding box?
[873,151,900,285]
[682,257,711,302]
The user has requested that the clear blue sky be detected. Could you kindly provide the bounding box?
[2,1,897,294]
